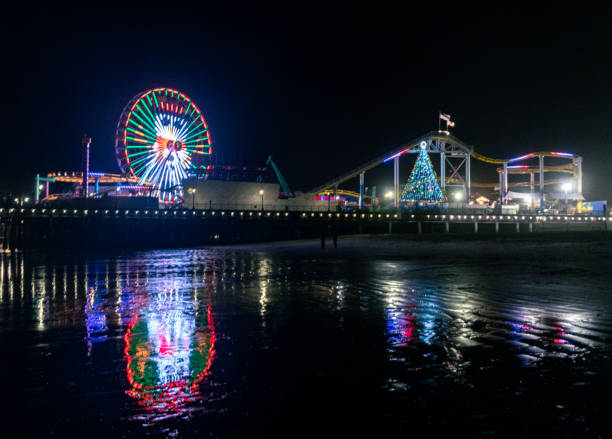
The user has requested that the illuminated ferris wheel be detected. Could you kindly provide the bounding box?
[115,88,212,203]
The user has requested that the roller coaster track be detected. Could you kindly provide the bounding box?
[315,189,370,199]
[472,151,580,164]
[450,177,572,189]
[497,163,576,174]
[471,152,507,164]
[308,131,581,195]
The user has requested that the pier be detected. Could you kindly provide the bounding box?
[1,207,608,250]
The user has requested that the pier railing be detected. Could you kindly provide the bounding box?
[0,207,608,251]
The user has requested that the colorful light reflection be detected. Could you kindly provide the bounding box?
[123,291,216,412]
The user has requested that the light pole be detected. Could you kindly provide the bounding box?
[562,182,572,213]
[187,188,196,209]
[453,191,463,212]
[259,190,264,211]
[384,191,393,208]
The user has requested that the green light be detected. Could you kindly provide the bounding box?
[128,118,156,137]
[131,111,157,134]
[183,136,210,145]
[128,155,151,167]
[139,99,157,124]
[126,127,156,141]
[183,127,208,142]
[127,150,152,158]
[135,103,155,127]
[179,116,200,139]
[132,161,150,176]
[186,103,196,117]
[401,148,446,202]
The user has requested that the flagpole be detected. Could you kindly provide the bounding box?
[438,112,441,132]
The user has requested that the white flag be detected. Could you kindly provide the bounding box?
[439,113,451,122]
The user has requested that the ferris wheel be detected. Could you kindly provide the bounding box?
[115,88,212,203]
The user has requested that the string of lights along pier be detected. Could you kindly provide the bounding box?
[115,88,212,203]
[401,142,446,202]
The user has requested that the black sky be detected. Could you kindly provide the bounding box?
[3,5,611,201]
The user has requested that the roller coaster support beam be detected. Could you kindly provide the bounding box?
[35,174,39,203]
[466,154,471,199]
[82,136,91,198]
[539,155,545,212]
[499,162,508,204]
[359,172,365,210]
[393,157,399,209]
[503,162,508,200]
[440,151,446,191]
[574,156,583,194]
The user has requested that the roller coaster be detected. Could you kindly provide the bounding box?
[312,131,583,209]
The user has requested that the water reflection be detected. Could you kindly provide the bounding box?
[85,285,108,354]
[123,291,216,413]
[385,287,416,348]
[0,243,611,436]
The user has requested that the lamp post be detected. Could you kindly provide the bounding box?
[562,182,572,214]
[453,191,463,213]
[187,188,196,209]
[259,190,264,211]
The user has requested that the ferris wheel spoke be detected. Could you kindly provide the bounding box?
[175,114,201,140]
[133,104,157,129]
[183,136,210,145]
[133,151,162,177]
[127,118,157,138]
[127,150,151,158]
[135,103,155,126]
[139,99,158,123]
[181,123,207,142]
[151,92,160,108]
[128,154,154,168]
[126,128,157,143]
[130,111,157,135]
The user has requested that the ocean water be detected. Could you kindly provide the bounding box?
[1,236,611,437]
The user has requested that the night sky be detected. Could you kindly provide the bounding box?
[3,5,611,201]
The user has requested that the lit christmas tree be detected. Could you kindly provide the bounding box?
[401,144,446,202]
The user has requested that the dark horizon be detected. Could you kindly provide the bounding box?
[3,5,611,201]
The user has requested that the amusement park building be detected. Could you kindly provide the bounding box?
[185,179,336,212]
